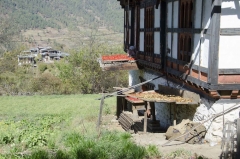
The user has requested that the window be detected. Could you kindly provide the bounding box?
[178,33,192,62]
[145,6,154,57]
[178,0,193,62]
[179,0,193,28]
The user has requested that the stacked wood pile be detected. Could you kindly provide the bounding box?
[118,112,135,131]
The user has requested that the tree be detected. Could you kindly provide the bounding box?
[0,18,16,55]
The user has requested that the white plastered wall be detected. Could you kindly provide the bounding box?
[173,1,178,28]
[154,32,160,54]
[200,0,212,68]
[154,5,161,55]
[140,32,144,52]
[167,33,171,57]
[167,2,172,28]
[172,33,178,59]
[129,29,131,44]
[139,8,144,52]
[221,0,240,28]
[219,36,240,69]
[166,2,178,59]
[129,10,131,27]
[192,34,201,66]
[200,35,210,68]
[218,1,240,69]
[192,1,201,67]
[172,2,178,59]
[140,8,144,29]
[166,1,172,59]
[154,5,160,28]
[129,10,131,45]
[202,0,212,29]
[194,0,202,28]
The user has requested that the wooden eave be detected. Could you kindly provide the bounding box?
[136,58,240,99]
[117,0,143,7]
[98,58,138,71]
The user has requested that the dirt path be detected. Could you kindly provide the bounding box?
[102,115,222,159]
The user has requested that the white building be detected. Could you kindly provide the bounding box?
[116,0,240,142]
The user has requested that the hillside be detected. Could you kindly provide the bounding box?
[0,0,124,50]
[0,0,123,32]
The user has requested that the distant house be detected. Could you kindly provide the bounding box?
[17,54,36,66]
[18,46,69,65]
[116,0,240,142]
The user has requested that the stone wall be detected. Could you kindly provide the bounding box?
[129,69,240,142]
[193,100,240,142]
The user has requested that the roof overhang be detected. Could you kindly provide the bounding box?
[98,54,138,71]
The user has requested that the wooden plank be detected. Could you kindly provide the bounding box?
[209,90,220,99]
[219,69,240,75]
[100,62,138,71]
[144,111,147,133]
[237,119,240,158]
[166,28,201,33]
[96,94,104,132]
[210,84,240,90]
[166,67,209,89]
[208,0,222,84]
[220,28,240,35]
[231,90,239,99]
[102,59,136,63]
[117,96,123,118]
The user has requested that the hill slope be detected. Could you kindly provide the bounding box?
[0,0,123,32]
[0,0,124,50]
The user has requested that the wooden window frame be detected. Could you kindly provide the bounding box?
[144,6,154,56]
[178,0,194,63]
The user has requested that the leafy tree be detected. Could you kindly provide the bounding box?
[0,18,17,55]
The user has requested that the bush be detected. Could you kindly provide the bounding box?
[31,72,62,94]
[0,44,128,95]
[146,145,162,158]
[38,63,48,73]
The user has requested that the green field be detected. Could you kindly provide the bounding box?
[0,95,204,159]
[0,94,161,159]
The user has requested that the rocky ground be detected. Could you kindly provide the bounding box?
[102,115,222,159]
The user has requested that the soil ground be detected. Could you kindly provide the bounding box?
[102,115,222,159]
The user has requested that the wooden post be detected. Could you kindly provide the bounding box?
[97,94,104,132]
[173,104,176,126]
[116,96,123,118]
[144,101,148,133]
[237,118,240,158]
[144,111,147,133]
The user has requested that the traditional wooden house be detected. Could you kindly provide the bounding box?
[114,0,240,142]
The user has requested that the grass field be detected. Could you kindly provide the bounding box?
[0,94,161,159]
[0,95,203,159]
